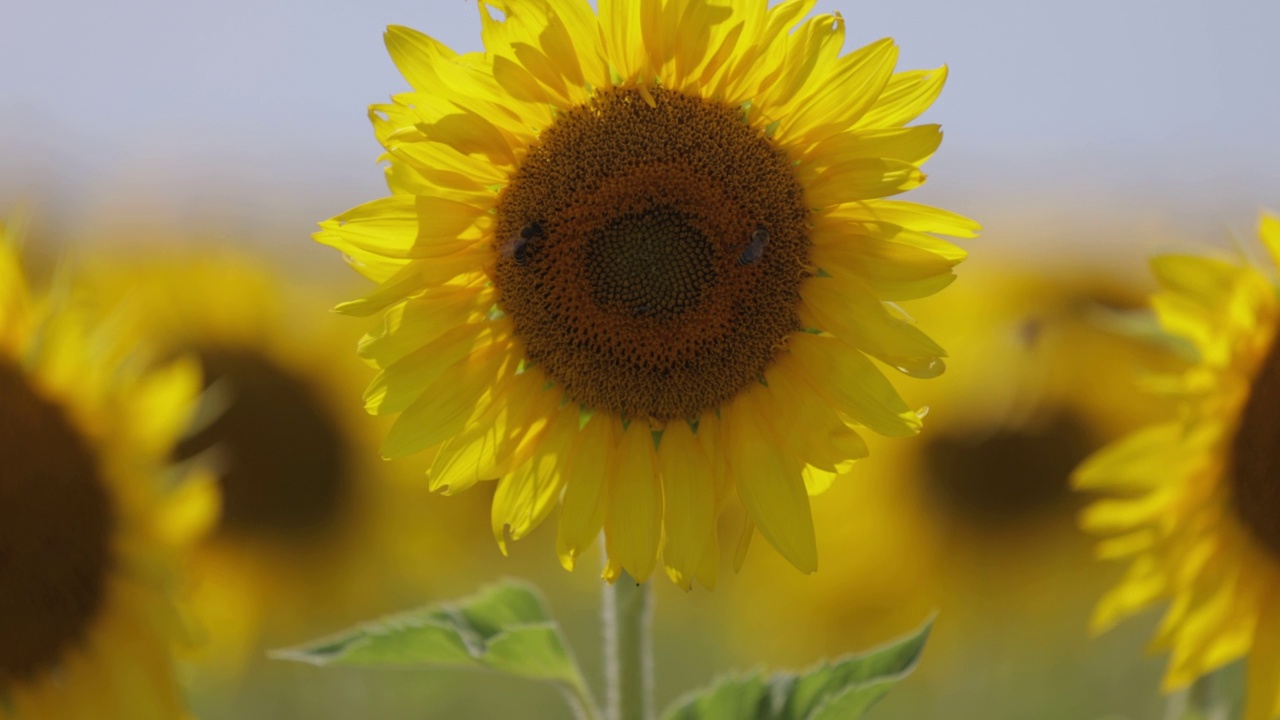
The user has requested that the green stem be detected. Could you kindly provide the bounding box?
[1167,670,1230,720]
[604,571,654,720]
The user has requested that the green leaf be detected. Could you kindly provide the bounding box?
[788,617,933,720]
[664,672,768,720]
[271,579,586,691]
[481,624,580,682]
[661,618,933,720]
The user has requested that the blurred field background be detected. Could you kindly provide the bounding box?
[2,0,1278,718]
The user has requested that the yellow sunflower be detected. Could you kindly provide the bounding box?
[80,251,490,676]
[1074,212,1280,720]
[0,222,215,719]
[318,0,976,586]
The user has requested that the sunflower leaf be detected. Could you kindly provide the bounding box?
[660,618,932,720]
[662,672,769,720]
[791,617,933,720]
[271,579,587,691]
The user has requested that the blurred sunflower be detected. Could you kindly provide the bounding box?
[81,253,487,675]
[730,266,1180,664]
[1075,212,1280,720]
[319,0,975,586]
[0,221,214,719]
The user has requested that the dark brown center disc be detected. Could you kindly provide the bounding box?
[0,360,113,683]
[494,85,810,421]
[1231,338,1280,559]
[921,410,1096,526]
[174,349,350,541]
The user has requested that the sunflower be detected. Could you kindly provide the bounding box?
[80,252,490,676]
[318,0,975,586]
[1074,212,1280,720]
[0,222,215,719]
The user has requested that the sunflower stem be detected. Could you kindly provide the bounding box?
[1167,669,1230,720]
[604,571,654,720]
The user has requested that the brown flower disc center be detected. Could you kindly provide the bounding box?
[0,360,113,683]
[921,410,1095,527]
[175,350,350,541]
[493,86,810,421]
[1230,337,1280,559]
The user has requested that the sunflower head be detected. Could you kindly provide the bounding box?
[318,0,976,586]
[1074,211,1280,720]
[82,254,362,547]
[78,250,489,677]
[0,221,215,718]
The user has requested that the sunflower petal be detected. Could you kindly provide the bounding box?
[556,413,617,570]
[659,421,717,589]
[725,388,817,573]
[855,66,948,129]
[492,408,576,552]
[788,333,921,437]
[603,421,662,582]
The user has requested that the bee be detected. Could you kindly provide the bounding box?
[509,222,543,265]
[739,225,768,266]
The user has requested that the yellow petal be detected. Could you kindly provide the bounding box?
[725,387,817,573]
[762,353,870,471]
[599,0,643,80]
[787,332,921,437]
[783,38,897,142]
[1090,557,1167,633]
[359,284,491,367]
[1072,422,1202,492]
[1150,254,1245,317]
[422,112,517,167]
[365,325,501,415]
[802,465,838,495]
[427,368,541,494]
[384,25,459,94]
[492,406,576,552]
[380,342,511,458]
[855,66,948,129]
[557,412,617,570]
[659,421,717,589]
[759,13,845,114]
[802,125,942,171]
[604,421,661,582]
[157,471,221,547]
[548,0,612,88]
[331,256,483,317]
[839,200,981,238]
[811,220,965,301]
[1259,211,1280,271]
[694,521,720,591]
[800,275,946,378]
[125,354,201,454]
[315,195,419,260]
[806,158,925,208]
[670,0,734,88]
[1080,490,1179,535]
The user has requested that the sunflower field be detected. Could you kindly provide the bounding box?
[1,1,1278,719]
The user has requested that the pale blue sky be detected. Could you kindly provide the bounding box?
[1,0,1276,264]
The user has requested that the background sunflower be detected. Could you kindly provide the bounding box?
[1075,212,1280,720]
[0,222,215,720]
[76,249,496,715]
